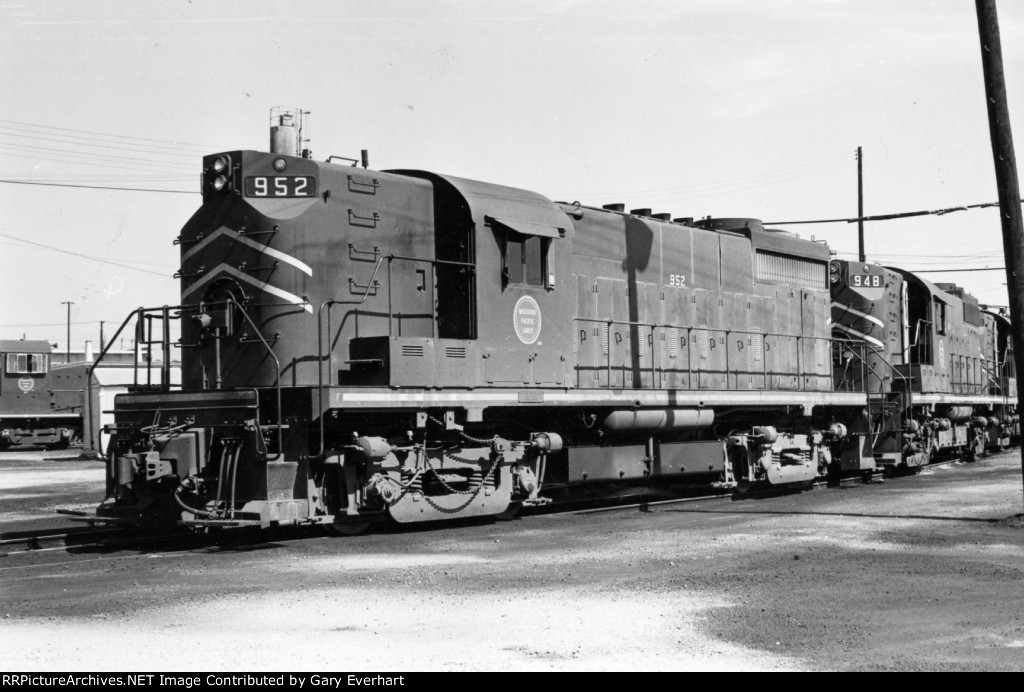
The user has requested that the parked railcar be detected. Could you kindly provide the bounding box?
[92,142,875,532]
[829,260,1017,471]
[0,340,82,448]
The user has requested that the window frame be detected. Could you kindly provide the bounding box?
[502,230,550,289]
[6,352,49,375]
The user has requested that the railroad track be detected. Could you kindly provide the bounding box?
[540,455,971,516]
[0,455,987,557]
[0,526,130,555]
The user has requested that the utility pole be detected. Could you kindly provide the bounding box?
[61,301,74,363]
[976,0,1024,511]
[99,321,105,352]
[857,146,865,263]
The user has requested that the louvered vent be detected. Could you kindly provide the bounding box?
[401,344,425,357]
[445,347,467,359]
[755,250,827,289]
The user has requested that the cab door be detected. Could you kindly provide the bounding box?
[483,218,571,386]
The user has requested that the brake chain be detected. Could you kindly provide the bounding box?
[399,416,507,514]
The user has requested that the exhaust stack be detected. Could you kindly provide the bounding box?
[269,107,310,158]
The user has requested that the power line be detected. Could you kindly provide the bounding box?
[0,118,223,151]
[0,179,195,194]
[766,199,1022,225]
[0,141,193,171]
[0,129,201,159]
[0,149,198,175]
[904,267,1006,273]
[0,320,104,328]
[0,232,176,276]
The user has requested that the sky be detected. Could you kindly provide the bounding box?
[1,0,1023,350]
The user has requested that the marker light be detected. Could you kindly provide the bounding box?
[273,157,288,172]
[828,261,841,284]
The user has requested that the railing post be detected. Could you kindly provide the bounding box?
[161,305,171,391]
[725,329,730,390]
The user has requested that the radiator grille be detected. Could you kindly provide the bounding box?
[755,250,827,289]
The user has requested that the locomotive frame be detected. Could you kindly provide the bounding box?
[85,143,1016,534]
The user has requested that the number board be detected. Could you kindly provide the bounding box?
[850,272,882,289]
[244,176,317,198]
[847,264,886,299]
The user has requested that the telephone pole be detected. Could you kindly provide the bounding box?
[857,146,865,263]
[976,0,1024,510]
[61,301,74,363]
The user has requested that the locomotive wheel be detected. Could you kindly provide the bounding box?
[327,520,373,536]
[496,503,522,520]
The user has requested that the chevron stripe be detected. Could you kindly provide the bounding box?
[832,322,885,349]
[181,227,312,276]
[182,265,312,313]
[831,301,884,328]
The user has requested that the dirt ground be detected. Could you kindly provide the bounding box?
[1,448,1023,672]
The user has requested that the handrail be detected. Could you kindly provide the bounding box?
[86,308,144,459]
[574,316,834,391]
[836,336,924,448]
[225,298,283,460]
[90,301,282,460]
[314,252,476,456]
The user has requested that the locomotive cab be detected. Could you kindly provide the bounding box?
[0,340,80,449]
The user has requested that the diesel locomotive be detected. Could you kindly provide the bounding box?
[830,259,1017,468]
[89,125,1017,533]
[1,340,83,449]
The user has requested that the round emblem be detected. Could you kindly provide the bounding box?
[513,296,542,345]
[18,377,34,393]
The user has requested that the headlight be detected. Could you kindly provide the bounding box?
[212,156,230,173]
[213,174,229,191]
[273,157,288,172]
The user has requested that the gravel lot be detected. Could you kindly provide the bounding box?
[1,448,1022,672]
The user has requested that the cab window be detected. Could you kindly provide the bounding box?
[6,353,48,374]
[503,232,548,288]
[934,298,947,336]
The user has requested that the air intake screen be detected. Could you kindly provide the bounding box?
[755,250,827,289]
